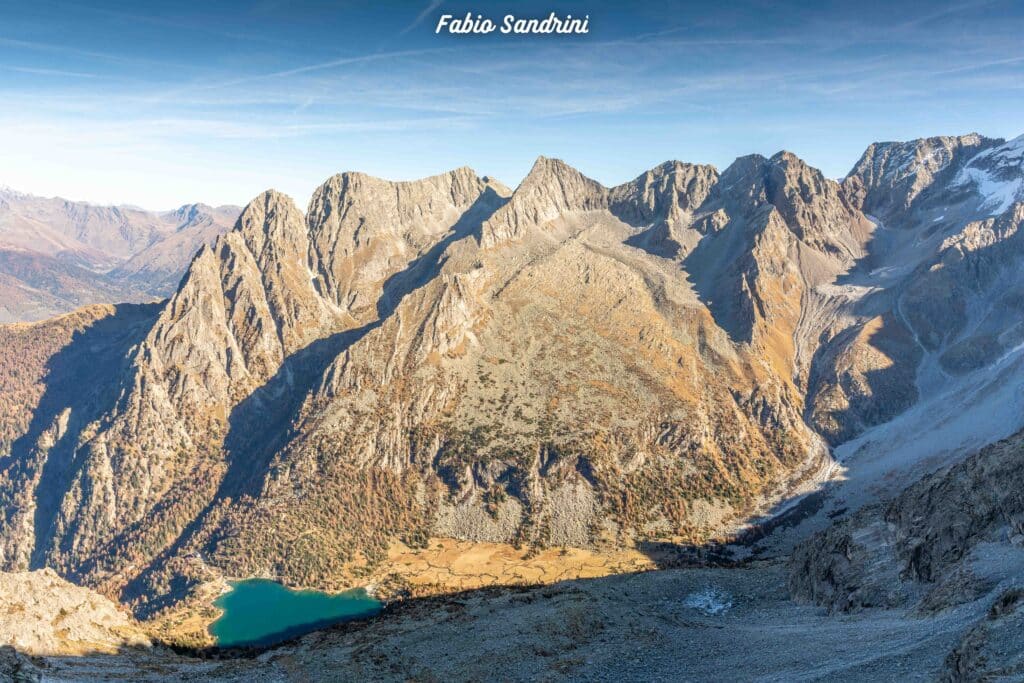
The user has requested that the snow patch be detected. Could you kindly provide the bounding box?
[683,587,733,615]
[955,135,1024,215]
[956,167,1023,216]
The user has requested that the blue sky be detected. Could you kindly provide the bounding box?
[0,0,1022,209]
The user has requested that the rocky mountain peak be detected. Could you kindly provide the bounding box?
[765,149,832,186]
[720,152,769,177]
[711,154,772,210]
[142,186,335,416]
[844,133,998,221]
[764,150,868,252]
[306,166,499,317]
[233,189,306,252]
[168,202,212,226]
[765,149,822,183]
[704,151,868,256]
[479,156,606,247]
[310,166,486,216]
[513,155,606,205]
[609,161,719,226]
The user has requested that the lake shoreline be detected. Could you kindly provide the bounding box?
[208,578,383,649]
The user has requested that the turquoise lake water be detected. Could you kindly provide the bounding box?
[209,578,382,648]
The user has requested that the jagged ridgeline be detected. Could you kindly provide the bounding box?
[1,133,1023,613]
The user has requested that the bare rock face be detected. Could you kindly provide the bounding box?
[479,157,605,247]
[806,314,921,445]
[942,585,1024,682]
[309,167,506,316]
[613,161,720,259]
[681,151,872,367]
[610,161,718,223]
[902,203,1024,357]
[789,430,1024,613]
[843,134,997,223]
[765,151,872,255]
[0,568,149,656]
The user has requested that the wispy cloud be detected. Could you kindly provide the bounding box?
[0,65,97,78]
[0,35,184,68]
[1,0,1021,207]
[155,45,463,100]
[0,114,478,147]
[932,54,1024,74]
[895,0,1001,28]
[36,0,294,47]
[400,0,444,35]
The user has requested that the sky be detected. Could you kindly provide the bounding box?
[0,0,1022,209]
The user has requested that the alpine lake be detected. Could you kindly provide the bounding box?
[209,578,382,648]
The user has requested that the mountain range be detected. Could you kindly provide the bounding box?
[2,132,1024,678]
[0,188,239,322]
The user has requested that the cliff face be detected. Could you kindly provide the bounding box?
[787,426,1024,681]
[1,134,1023,615]
[0,568,150,656]
[842,134,997,223]
[790,428,1024,612]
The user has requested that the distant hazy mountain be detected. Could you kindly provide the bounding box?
[0,188,239,321]
[1,133,1023,661]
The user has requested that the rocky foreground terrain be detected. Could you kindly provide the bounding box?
[7,429,1024,681]
[0,188,238,322]
[0,569,149,657]
[2,132,1024,680]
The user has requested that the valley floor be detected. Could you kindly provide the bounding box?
[27,562,986,682]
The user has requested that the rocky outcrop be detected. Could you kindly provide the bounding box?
[0,646,40,683]
[789,429,1024,613]
[942,585,1024,682]
[0,568,150,656]
[843,134,997,223]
